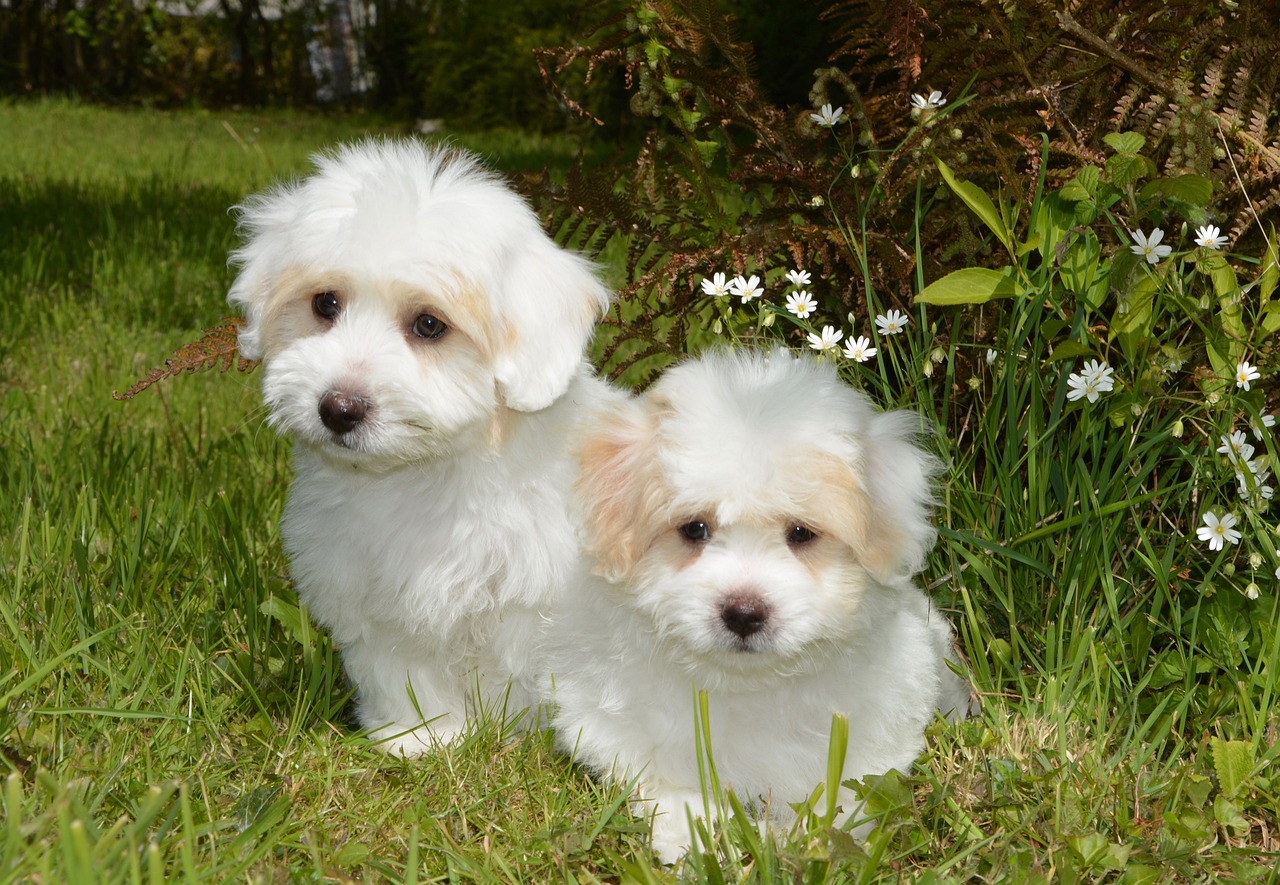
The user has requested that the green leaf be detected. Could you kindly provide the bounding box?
[936,159,1010,246]
[915,267,1019,305]
[1105,153,1154,188]
[1209,737,1255,798]
[1104,131,1146,154]
[1213,795,1250,835]
[1047,340,1095,362]
[1139,174,1213,207]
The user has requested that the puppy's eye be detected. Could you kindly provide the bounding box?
[411,313,449,341]
[787,524,817,546]
[312,291,341,321]
[678,520,711,543]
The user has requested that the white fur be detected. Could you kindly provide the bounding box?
[228,138,616,753]
[549,349,974,861]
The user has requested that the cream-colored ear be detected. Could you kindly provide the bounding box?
[575,396,660,582]
[493,241,611,412]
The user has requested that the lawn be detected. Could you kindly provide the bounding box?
[2,98,1277,882]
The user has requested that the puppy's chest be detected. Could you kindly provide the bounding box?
[282,464,574,631]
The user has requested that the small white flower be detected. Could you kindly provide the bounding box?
[910,90,947,110]
[1196,511,1242,551]
[1236,360,1261,391]
[1080,359,1115,392]
[701,272,730,297]
[785,290,817,319]
[786,269,812,288]
[875,310,910,335]
[1245,583,1260,600]
[1275,564,1280,580]
[843,335,877,363]
[1236,468,1274,503]
[1066,371,1103,404]
[1129,228,1173,265]
[1251,414,1276,440]
[986,348,998,365]
[807,325,844,351]
[810,103,845,128]
[730,274,763,303]
[1218,431,1256,465]
[1194,225,1229,250]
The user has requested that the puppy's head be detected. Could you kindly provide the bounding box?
[227,139,609,465]
[577,349,940,675]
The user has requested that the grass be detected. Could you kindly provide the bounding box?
[2,97,1278,882]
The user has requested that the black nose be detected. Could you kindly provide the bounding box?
[720,593,771,638]
[318,391,369,435]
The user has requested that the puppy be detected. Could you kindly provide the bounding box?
[549,349,973,861]
[228,138,615,754]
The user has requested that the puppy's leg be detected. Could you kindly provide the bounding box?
[639,784,713,864]
[343,640,467,756]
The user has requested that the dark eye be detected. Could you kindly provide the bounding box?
[787,524,817,546]
[678,520,711,543]
[411,313,449,341]
[312,291,341,321]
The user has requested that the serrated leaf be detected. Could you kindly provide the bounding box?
[1210,737,1255,798]
[915,267,1019,305]
[1139,174,1213,207]
[1106,153,1153,188]
[1104,131,1146,154]
[936,159,1010,247]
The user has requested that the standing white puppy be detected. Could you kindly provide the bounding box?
[550,349,973,861]
[228,139,613,755]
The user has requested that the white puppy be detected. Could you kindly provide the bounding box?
[228,138,614,754]
[550,349,973,861]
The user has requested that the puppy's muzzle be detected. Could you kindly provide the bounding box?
[318,390,371,436]
[720,592,771,639]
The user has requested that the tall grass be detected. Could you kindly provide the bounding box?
[2,98,1277,882]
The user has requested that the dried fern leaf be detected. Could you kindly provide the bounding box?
[113,318,257,400]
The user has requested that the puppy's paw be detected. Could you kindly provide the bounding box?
[367,717,464,757]
[639,788,708,864]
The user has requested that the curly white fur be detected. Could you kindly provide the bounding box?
[548,349,974,861]
[229,138,616,754]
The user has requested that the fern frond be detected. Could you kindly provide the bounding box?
[113,318,256,400]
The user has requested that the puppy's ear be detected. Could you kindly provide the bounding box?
[847,409,941,581]
[492,240,611,412]
[575,396,660,582]
[226,187,297,362]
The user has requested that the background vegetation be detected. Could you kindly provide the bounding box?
[4,0,1280,880]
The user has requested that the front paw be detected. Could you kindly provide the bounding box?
[367,717,463,756]
[639,789,708,864]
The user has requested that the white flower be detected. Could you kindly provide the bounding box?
[1236,467,1274,503]
[1129,228,1173,265]
[875,310,910,335]
[785,290,817,319]
[701,272,730,297]
[843,335,877,363]
[1080,359,1115,392]
[1196,511,1241,551]
[1251,414,1276,440]
[910,90,947,110]
[729,274,763,303]
[986,348,998,365]
[1194,225,1229,250]
[1066,371,1103,404]
[1218,431,1256,465]
[786,269,812,288]
[1236,360,1261,391]
[810,104,845,128]
[1245,583,1261,600]
[807,325,844,351]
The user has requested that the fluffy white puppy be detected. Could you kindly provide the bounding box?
[550,348,973,861]
[228,138,614,755]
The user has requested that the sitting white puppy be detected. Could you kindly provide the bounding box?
[228,138,614,754]
[550,348,973,861]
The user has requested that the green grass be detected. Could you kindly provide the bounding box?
[3,98,1278,882]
